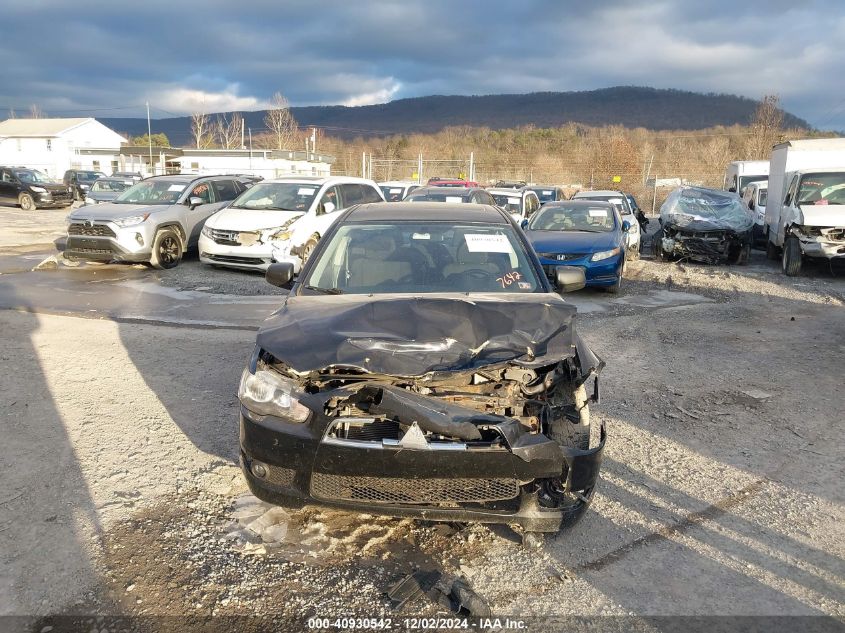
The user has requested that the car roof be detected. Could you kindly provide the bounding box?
[574,190,625,197]
[541,199,615,208]
[409,186,478,196]
[379,180,419,187]
[487,187,532,195]
[345,202,510,224]
[262,175,375,185]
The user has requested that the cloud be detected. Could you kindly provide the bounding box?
[0,0,841,128]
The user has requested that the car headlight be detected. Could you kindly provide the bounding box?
[30,186,47,193]
[201,225,213,238]
[269,229,292,241]
[591,247,621,261]
[238,364,310,422]
[113,213,150,227]
[80,184,89,190]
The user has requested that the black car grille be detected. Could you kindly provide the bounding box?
[201,253,266,265]
[68,223,116,237]
[265,465,296,488]
[310,473,520,505]
[538,252,587,261]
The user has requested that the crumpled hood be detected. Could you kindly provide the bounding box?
[256,293,579,376]
[205,207,304,231]
[69,202,159,221]
[797,204,845,227]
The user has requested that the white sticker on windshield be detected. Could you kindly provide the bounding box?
[168,184,185,192]
[508,197,520,205]
[445,196,464,203]
[298,187,317,195]
[390,188,402,193]
[464,234,514,253]
[123,181,133,185]
[588,209,608,217]
[412,232,430,240]
[542,190,552,195]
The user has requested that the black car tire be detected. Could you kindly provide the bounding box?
[766,238,780,261]
[603,261,624,294]
[19,193,35,211]
[150,228,184,270]
[782,235,803,276]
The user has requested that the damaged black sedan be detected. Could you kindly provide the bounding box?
[238,202,606,539]
[655,186,755,264]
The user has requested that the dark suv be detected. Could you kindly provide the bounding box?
[64,169,107,201]
[0,166,73,210]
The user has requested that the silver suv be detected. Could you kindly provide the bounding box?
[64,175,249,268]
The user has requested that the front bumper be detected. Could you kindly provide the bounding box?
[34,191,73,208]
[792,226,845,259]
[539,254,623,287]
[239,402,605,533]
[63,221,152,262]
[198,233,273,271]
[661,226,750,263]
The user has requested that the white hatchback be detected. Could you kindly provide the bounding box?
[572,190,641,257]
[199,176,384,272]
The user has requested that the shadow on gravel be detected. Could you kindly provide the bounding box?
[0,285,102,618]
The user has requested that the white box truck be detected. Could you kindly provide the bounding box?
[765,138,845,275]
[723,160,769,193]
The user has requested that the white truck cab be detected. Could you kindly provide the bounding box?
[764,139,845,275]
[740,180,768,242]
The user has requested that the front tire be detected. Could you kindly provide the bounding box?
[782,235,802,276]
[150,228,184,269]
[301,237,319,266]
[19,193,35,211]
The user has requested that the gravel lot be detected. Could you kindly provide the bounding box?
[0,224,843,630]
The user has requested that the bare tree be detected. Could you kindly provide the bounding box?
[190,112,213,148]
[746,94,784,159]
[7,109,16,119]
[264,92,299,150]
[28,104,44,118]
[213,112,243,149]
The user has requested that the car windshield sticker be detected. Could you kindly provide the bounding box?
[508,197,520,205]
[411,233,430,240]
[390,188,403,193]
[496,271,522,289]
[543,190,552,195]
[168,184,185,192]
[298,187,317,195]
[588,209,608,217]
[445,196,463,203]
[464,233,514,253]
[518,281,532,290]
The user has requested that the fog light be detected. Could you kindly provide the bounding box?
[135,233,144,245]
[251,461,268,479]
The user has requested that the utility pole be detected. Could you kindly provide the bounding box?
[248,128,253,169]
[146,101,153,176]
[241,118,245,149]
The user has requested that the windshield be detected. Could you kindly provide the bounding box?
[406,192,469,203]
[531,188,558,203]
[797,173,845,205]
[91,179,132,193]
[576,194,630,215]
[739,175,767,191]
[380,186,407,202]
[114,179,190,205]
[77,171,105,182]
[13,169,53,184]
[303,222,542,295]
[230,182,318,211]
[529,204,616,232]
[491,194,524,214]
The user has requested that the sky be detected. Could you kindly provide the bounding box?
[1,0,843,129]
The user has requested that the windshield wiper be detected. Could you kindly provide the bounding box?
[303,285,343,295]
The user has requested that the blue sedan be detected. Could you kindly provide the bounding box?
[523,200,630,293]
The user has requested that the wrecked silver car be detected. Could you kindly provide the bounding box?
[238,202,605,538]
[656,186,755,264]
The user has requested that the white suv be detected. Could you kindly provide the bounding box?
[572,190,641,258]
[199,176,384,272]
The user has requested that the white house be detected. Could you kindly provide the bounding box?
[0,117,127,177]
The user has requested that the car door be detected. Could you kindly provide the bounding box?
[312,185,345,237]
[183,180,223,243]
[0,169,16,203]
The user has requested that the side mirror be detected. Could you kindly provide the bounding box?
[189,196,204,208]
[265,262,295,288]
[621,220,631,232]
[748,199,755,210]
[322,201,336,214]
[554,265,586,293]
[784,194,792,207]
[728,187,737,193]
[520,219,528,230]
